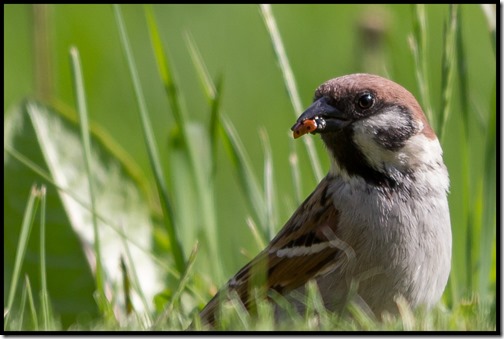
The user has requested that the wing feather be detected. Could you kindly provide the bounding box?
[198,176,341,326]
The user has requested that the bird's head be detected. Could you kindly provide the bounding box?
[292,73,446,188]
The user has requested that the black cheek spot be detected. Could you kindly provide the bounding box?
[374,106,417,151]
[375,126,413,150]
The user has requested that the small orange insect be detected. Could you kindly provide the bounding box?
[292,119,318,139]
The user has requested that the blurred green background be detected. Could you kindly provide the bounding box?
[4,4,496,328]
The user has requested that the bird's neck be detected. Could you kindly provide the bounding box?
[325,132,448,195]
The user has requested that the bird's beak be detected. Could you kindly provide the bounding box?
[291,96,350,138]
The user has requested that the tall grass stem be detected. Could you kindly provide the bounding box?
[38,185,51,329]
[5,185,39,328]
[260,4,324,182]
[69,47,109,316]
[113,5,186,273]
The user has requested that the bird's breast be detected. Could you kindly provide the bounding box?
[323,175,451,312]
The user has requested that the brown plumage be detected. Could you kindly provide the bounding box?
[198,176,340,326]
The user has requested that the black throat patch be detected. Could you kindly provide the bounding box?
[322,129,399,189]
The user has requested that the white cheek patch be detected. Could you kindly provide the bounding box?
[352,108,412,170]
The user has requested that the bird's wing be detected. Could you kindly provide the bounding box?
[199,176,345,326]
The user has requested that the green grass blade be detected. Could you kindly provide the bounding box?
[259,5,302,114]
[304,281,326,328]
[289,139,303,205]
[145,13,221,279]
[440,6,463,302]
[119,225,153,325]
[185,32,267,233]
[183,32,222,180]
[438,5,458,141]
[228,296,251,330]
[15,279,27,331]
[478,83,496,299]
[449,6,470,305]
[184,31,216,100]
[154,242,199,328]
[24,276,39,330]
[113,4,186,273]
[448,122,472,304]
[479,10,496,296]
[396,296,415,331]
[220,115,267,232]
[69,47,109,317]
[38,185,51,330]
[144,5,186,137]
[409,4,434,127]
[5,185,39,328]
[246,217,267,251]
[456,8,469,139]
[259,4,324,182]
[209,77,224,178]
[259,128,277,239]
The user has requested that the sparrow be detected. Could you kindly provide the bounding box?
[197,73,451,327]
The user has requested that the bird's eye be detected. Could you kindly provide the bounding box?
[357,93,374,109]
